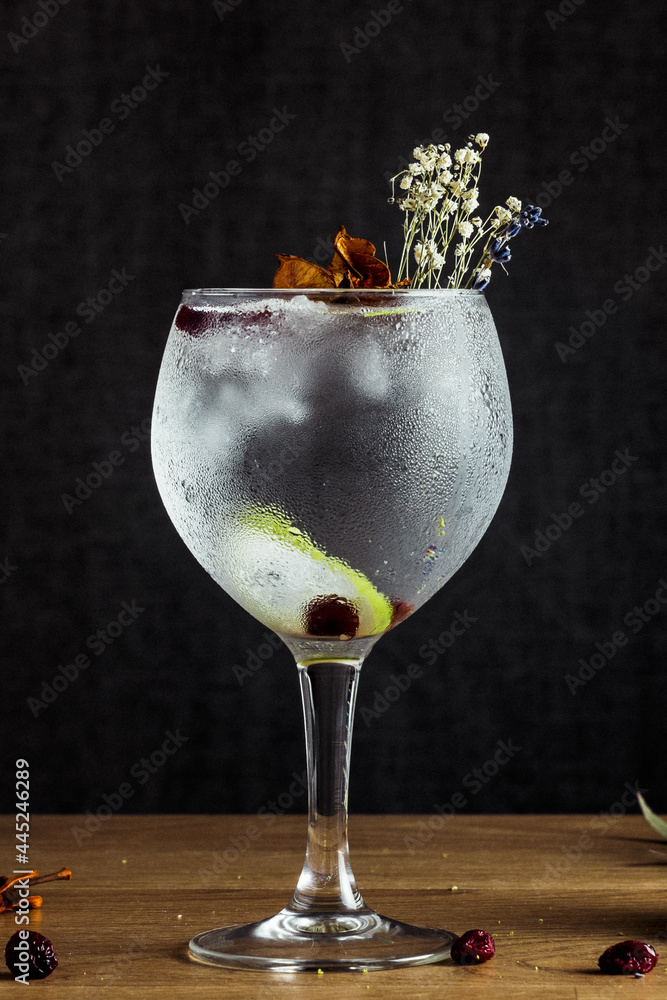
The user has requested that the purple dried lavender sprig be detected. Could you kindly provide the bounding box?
[519,203,549,229]
[488,238,512,264]
[472,204,549,289]
[473,272,491,290]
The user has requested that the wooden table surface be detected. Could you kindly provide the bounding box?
[1,814,665,997]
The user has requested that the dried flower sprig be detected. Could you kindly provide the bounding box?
[272,132,547,291]
[0,869,72,914]
[389,134,548,290]
[274,225,396,289]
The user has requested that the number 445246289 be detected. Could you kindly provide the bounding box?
[15,760,29,865]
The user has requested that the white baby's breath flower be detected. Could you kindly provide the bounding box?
[455,147,480,165]
[461,188,479,214]
[410,180,444,211]
[414,145,438,169]
[389,129,542,289]
[414,239,445,270]
[414,239,436,263]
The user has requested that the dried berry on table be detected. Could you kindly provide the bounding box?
[598,939,658,975]
[451,928,495,965]
[5,930,58,980]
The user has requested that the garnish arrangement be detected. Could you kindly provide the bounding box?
[2,869,71,981]
[0,867,71,914]
[274,134,548,291]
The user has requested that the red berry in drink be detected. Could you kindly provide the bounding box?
[5,930,58,979]
[175,304,275,338]
[175,304,215,338]
[388,599,414,628]
[598,940,657,975]
[304,595,359,638]
[451,929,495,965]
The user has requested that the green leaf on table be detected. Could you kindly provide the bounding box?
[637,793,667,839]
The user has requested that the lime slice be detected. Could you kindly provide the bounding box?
[361,306,423,316]
[224,505,393,638]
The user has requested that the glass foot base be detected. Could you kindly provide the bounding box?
[189,907,457,972]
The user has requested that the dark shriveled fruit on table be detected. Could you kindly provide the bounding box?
[450,929,496,965]
[598,940,658,975]
[5,930,58,980]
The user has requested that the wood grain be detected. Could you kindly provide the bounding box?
[0,815,664,997]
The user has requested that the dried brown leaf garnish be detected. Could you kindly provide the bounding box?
[273,226,399,289]
[0,869,72,914]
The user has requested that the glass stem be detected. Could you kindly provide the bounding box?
[287,658,367,915]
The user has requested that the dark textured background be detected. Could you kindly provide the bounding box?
[2,0,666,825]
